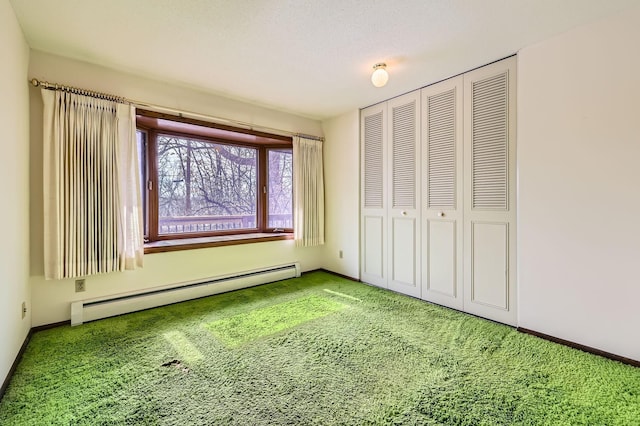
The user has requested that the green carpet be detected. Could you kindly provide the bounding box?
[1,271,639,425]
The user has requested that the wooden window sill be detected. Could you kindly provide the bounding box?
[144,233,294,254]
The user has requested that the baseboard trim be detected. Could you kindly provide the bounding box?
[517,327,640,368]
[0,329,32,400]
[316,268,360,283]
[32,320,71,333]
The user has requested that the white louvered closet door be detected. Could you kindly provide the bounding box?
[421,76,464,310]
[387,91,421,298]
[463,57,517,325]
[360,103,388,288]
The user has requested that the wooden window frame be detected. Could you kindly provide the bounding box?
[136,110,294,248]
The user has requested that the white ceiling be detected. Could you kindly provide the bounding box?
[9,0,639,120]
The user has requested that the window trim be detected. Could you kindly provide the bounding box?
[144,233,294,254]
[136,110,294,246]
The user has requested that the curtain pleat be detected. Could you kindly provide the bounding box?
[116,103,145,270]
[293,136,325,247]
[42,90,143,280]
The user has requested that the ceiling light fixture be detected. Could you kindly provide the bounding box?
[371,63,389,88]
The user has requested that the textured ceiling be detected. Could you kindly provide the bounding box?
[9,0,639,120]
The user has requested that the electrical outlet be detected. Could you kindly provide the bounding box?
[21,302,27,319]
[75,279,86,293]
[339,250,343,259]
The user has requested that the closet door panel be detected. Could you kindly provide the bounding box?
[463,56,517,325]
[470,221,508,309]
[363,216,385,280]
[426,219,457,297]
[361,103,387,288]
[421,76,464,309]
[391,217,417,286]
[387,91,421,298]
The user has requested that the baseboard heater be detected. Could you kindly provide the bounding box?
[70,262,301,326]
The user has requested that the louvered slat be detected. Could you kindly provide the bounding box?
[472,72,508,209]
[392,101,416,208]
[364,111,384,208]
[427,89,456,209]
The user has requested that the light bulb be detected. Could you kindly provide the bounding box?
[371,63,389,88]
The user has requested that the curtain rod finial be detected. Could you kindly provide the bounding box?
[31,78,40,87]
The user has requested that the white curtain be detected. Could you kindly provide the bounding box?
[292,135,325,247]
[42,90,144,280]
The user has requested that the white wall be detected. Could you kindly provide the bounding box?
[321,110,360,279]
[0,0,31,384]
[28,51,325,326]
[518,6,640,361]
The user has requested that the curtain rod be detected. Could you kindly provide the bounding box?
[29,78,324,141]
[295,133,325,142]
[30,78,126,103]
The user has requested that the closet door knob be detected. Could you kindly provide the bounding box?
[437,211,445,217]
[401,211,407,216]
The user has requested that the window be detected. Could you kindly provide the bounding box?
[267,149,293,229]
[136,110,293,247]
